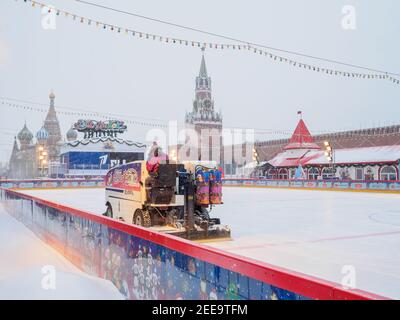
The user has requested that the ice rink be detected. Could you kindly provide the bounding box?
[20,187,400,299]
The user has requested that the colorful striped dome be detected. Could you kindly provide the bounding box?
[36,126,49,142]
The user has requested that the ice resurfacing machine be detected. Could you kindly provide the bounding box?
[104,161,230,240]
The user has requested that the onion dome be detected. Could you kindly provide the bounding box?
[49,90,55,100]
[17,123,33,143]
[66,127,78,141]
[36,126,49,142]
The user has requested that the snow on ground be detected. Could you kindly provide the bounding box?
[19,187,400,299]
[0,203,124,300]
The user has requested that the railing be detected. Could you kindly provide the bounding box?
[0,187,387,300]
[68,164,112,170]
[223,178,400,192]
[48,162,68,176]
[67,169,110,176]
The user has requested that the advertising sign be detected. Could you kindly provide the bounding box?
[105,162,141,191]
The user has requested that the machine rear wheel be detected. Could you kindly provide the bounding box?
[133,209,152,227]
[105,203,113,218]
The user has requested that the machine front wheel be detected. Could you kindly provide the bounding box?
[133,209,152,228]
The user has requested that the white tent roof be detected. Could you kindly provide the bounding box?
[311,145,400,165]
[269,145,400,167]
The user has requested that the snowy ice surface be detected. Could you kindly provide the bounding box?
[19,187,400,299]
[0,203,124,300]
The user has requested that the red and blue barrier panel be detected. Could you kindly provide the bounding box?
[0,187,387,300]
[2,178,400,193]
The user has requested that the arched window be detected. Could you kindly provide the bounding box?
[308,167,319,180]
[278,168,288,180]
[322,167,335,179]
[267,168,277,179]
[380,166,397,181]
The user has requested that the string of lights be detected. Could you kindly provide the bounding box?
[0,99,169,128]
[1,97,339,135]
[0,98,298,134]
[0,96,169,124]
[75,0,400,77]
[14,0,400,85]
[2,98,399,139]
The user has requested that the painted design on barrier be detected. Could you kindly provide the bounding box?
[222,179,400,193]
[369,183,388,190]
[351,183,366,190]
[291,181,304,188]
[106,163,141,191]
[303,181,317,188]
[319,181,332,188]
[19,182,35,188]
[0,190,311,300]
[389,183,400,190]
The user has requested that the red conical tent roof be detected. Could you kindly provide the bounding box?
[284,119,321,150]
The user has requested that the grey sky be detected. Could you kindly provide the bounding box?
[0,0,399,163]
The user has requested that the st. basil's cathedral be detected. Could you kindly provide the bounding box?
[8,92,77,178]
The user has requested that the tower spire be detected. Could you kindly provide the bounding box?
[44,90,62,162]
[9,136,19,166]
[185,49,223,163]
[11,136,19,153]
[199,47,208,77]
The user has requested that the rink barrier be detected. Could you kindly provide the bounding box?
[223,178,400,193]
[2,178,400,194]
[0,187,388,300]
[0,179,104,189]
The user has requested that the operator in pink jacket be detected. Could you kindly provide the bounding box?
[145,143,169,201]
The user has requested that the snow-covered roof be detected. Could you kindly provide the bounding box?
[311,145,400,165]
[269,150,321,167]
[269,145,400,167]
[60,137,146,154]
[243,161,267,169]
